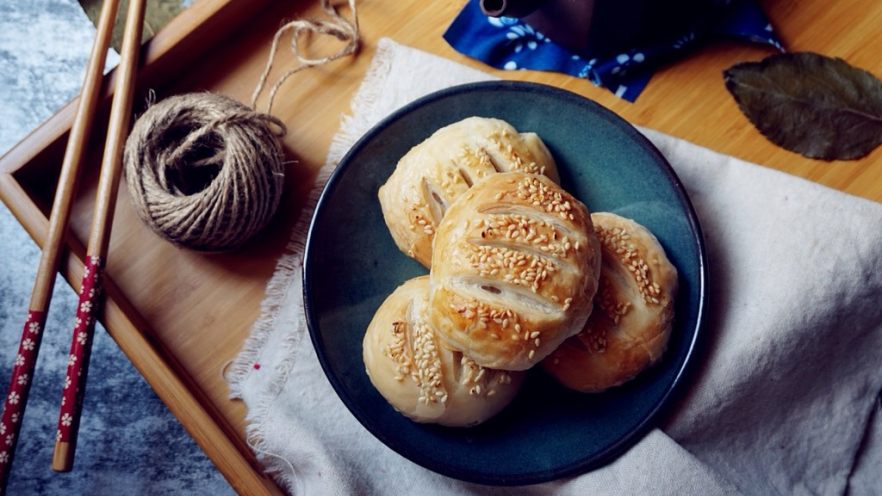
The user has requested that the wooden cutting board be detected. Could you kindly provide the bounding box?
[1,0,880,493]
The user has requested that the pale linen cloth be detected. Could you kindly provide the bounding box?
[227,38,882,495]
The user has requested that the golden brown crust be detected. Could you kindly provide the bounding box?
[378,117,559,267]
[362,276,524,426]
[542,212,678,392]
[429,173,601,371]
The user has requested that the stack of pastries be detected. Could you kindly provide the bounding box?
[363,117,678,427]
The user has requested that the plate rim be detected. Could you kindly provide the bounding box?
[302,80,708,485]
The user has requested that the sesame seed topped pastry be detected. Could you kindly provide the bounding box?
[363,276,524,427]
[542,212,678,392]
[378,117,559,267]
[429,172,601,371]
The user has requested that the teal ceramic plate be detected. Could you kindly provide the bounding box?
[303,81,706,485]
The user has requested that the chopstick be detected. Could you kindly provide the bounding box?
[51,0,147,473]
[0,0,121,492]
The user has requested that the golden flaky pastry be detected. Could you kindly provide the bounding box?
[378,117,558,267]
[429,172,601,371]
[363,277,524,427]
[542,212,678,392]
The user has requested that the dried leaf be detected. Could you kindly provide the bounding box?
[80,0,186,52]
[724,52,882,161]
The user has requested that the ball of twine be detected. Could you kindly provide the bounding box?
[124,93,286,251]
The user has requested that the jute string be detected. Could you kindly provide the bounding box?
[251,0,360,114]
[124,93,286,251]
[124,0,360,251]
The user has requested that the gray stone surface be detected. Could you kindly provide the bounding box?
[0,1,233,494]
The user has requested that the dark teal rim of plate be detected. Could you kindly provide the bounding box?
[303,80,708,486]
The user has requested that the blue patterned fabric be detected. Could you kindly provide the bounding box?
[444,0,783,101]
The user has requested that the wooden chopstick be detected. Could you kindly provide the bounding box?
[51,0,148,473]
[0,0,122,492]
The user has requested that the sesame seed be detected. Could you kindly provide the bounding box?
[405,318,448,405]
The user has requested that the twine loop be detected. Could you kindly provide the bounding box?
[251,0,360,113]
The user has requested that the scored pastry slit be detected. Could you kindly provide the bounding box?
[420,177,448,224]
[480,284,502,295]
[449,350,465,384]
[479,206,579,240]
[450,276,563,316]
[481,133,528,173]
[457,167,474,187]
[473,146,504,173]
[467,238,576,273]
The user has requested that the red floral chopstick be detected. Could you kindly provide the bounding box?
[0,311,46,487]
[54,256,103,454]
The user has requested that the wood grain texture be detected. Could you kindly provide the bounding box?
[1,0,882,493]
